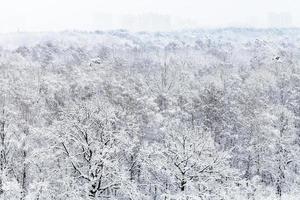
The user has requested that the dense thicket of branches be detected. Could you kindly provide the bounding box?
[1,29,300,199]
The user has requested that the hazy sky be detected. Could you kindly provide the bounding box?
[0,0,299,32]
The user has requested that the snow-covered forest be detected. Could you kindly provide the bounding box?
[1,29,300,200]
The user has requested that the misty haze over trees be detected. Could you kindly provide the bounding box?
[0,29,300,199]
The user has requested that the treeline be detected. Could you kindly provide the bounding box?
[0,30,300,199]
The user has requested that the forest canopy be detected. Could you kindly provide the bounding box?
[0,29,300,199]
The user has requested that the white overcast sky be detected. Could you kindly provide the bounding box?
[0,0,299,32]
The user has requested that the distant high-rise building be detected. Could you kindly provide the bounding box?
[268,12,293,28]
[93,13,172,31]
[121,13,172,31]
